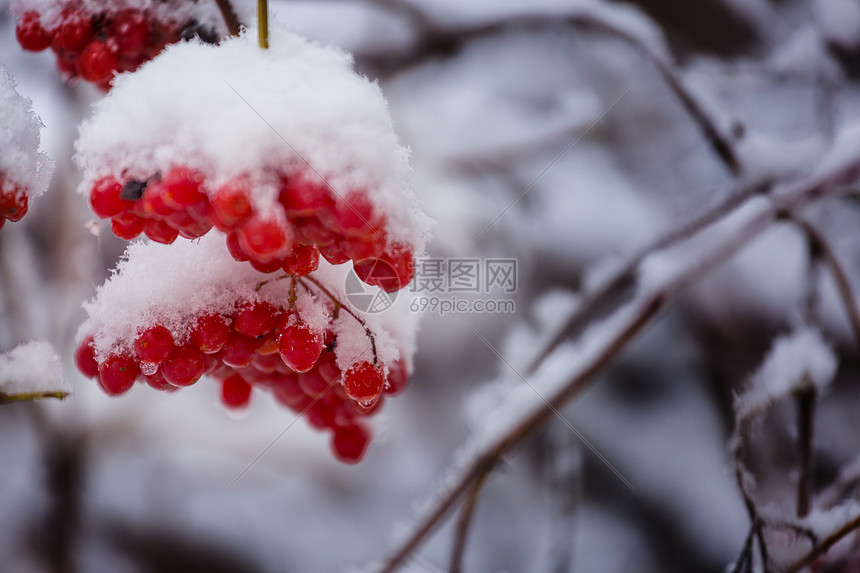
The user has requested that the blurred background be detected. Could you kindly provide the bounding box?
[5,0,860,571]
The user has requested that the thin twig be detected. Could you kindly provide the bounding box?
[784,513,860,573]
[299,276,378,364]
[789,216,860,349]
[377,147,860,573]
[448,474,487,573]
[213,0,242,36]
[526,179,771,374]
[364,11,742,175]
[795,386,816,518]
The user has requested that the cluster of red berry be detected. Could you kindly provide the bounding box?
[88,167,415,291]
[15,5,219,88]
[75,291,407,463]
[0,180,29,229]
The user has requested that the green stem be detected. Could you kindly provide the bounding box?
[0,391,69,405]
[258,0,269,49]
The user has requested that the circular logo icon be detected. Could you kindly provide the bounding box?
[345,260,398,314]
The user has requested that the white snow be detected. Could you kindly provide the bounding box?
[78,233,416,371]
[74,21,431,253]
[0,340,68,397]
[0,64,52,199]
[735,326,838,421]
[10,0,229,31]
[814,0,860,49]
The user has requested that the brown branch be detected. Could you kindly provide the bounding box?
[790,216,860,349]
[258,0,269,49]
[526,178,771,374]
[377,147,860,573]
[784,513,860,573]
[363,10,742,175]
[448,474,486,573]
[213,0,242,36]
[795,386,816,518]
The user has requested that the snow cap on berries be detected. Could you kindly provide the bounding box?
[74,20,431,254]
[78,233,417,370]
[0,65,53,199]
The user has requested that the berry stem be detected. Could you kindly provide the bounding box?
[214,0,242,37]
[258,0,269,49]
[298,275,378,364]
[0,391,70,405]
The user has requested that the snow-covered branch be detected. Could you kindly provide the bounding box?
[377,127,860,572]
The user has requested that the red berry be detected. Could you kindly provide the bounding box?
[144,369,176,392]
[74,335,99,378]
[189,313,231,353]
[298,368,329,397]
[256,329,281,356]
[143,219,179,244]
[331,424,371,464]
[273,376,312,411]
[90,176,131,218]
[0,188,29,222]
[279,176,332,216]
[16,11,52,52]
[52,8,95,54]
[220,331,262,368]
[329,193,381,236]
[161,166,206,208]
[111,212,145,239]
[226,231,250,261]
[282,243,320,276]
[342,361,384,407]
[160,345,204,387]
[251,352,283,372]
[237,214,294,262]
[178,218,213,240]
[319,242,349,265]
[114,9,149,57]
[221,374,252,408]
[354,245,414,293]
[316,351,341,384]
[141,181,174,216]
[249,258,284,273]
[98,353,139,396]
[77,40,119,82]
[385,358,409,395]
[212,178,253,230]
[133,324,174,363]
[165,210,196,231]
[278,322,323,373]
[234,301,279,338]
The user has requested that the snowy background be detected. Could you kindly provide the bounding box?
[5,0,860,571]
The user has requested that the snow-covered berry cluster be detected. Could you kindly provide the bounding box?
[12,0,229,88]
[75,25,430,292]
[0,65,52,228]
[76,235,417,463]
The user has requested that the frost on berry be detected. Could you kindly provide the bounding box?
[74,23,431,291]
[0,65,53,227]
[77,235,417,462]
[11,0,232,87]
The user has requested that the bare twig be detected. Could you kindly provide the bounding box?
[795,386,816,518]
[258,0,268,49]
[784,513,860,573]
[363,10,741,175]
[526,179,771,374]
[790,216,860,348]
[213,0,242,36]
[377,147,860,573]
[448,474,486,573]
